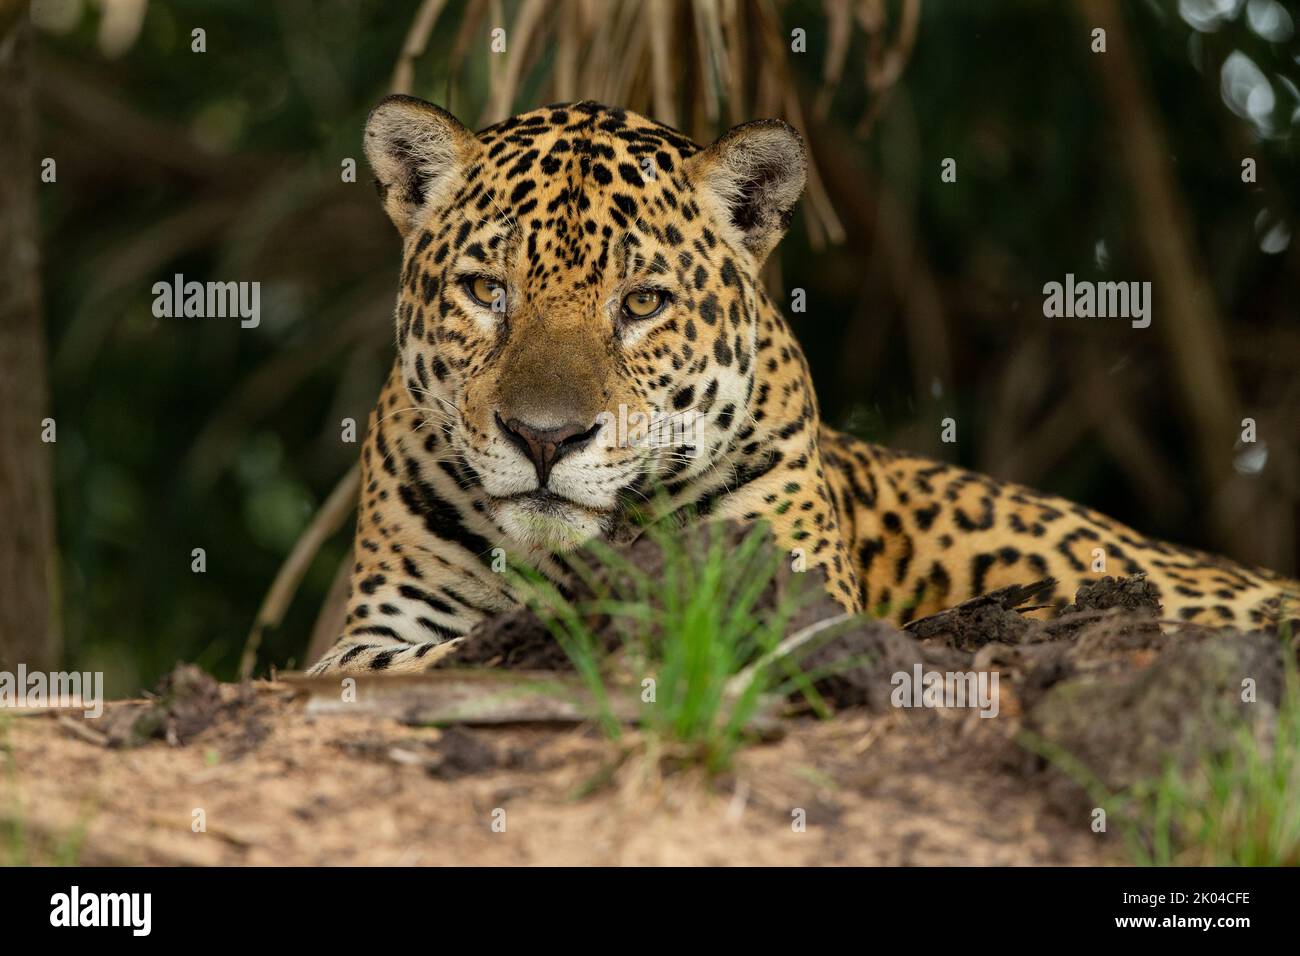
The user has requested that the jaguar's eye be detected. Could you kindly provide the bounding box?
[622,289,667,319]
[464,276,505,309]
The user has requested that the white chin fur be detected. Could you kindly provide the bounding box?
[496,500,603,552]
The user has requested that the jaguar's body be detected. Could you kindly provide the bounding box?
[309,98,1297,674]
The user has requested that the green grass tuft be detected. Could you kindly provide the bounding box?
[517,520,842,774]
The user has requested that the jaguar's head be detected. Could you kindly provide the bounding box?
[364,97,806,551]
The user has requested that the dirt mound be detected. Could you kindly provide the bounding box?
[434,519,1291,805]
[4,521,1290,865]
[96,663,273,755]
[436,520,839,671]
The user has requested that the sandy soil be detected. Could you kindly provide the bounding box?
[9,527,1276,867]
[2,681,1109,866]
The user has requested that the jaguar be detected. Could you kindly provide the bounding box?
[309,96,1298,674]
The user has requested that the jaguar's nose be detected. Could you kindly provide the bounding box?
[495,412,600,486]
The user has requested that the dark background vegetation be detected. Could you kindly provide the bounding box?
[9,0,1298,694]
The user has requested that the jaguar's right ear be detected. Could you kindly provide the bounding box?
[364,95,480,237]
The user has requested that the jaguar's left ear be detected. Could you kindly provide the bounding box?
[685,119,807,262]
[364,94,481,237]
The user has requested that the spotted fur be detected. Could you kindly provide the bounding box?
[309,98,1299,674]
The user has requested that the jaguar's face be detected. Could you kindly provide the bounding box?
[364,98,806,551]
